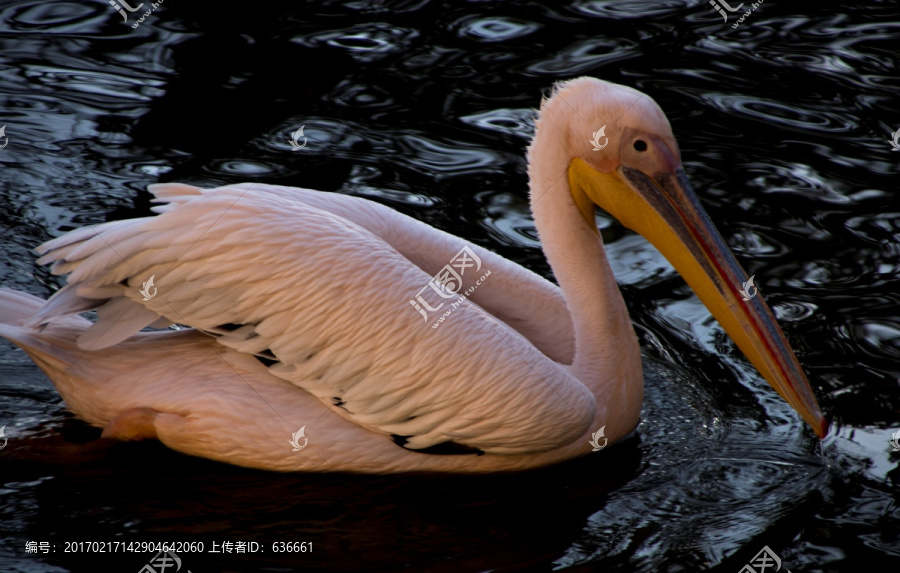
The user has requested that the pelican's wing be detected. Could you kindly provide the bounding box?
[214,183,575,364]
[31,184,595,454]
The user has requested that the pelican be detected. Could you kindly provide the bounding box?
[0,78,827,473]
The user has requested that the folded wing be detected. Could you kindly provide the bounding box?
[30,184,596,454]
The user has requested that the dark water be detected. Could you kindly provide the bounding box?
[1,0,899,571]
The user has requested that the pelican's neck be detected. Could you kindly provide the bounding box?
[527,127,643,433]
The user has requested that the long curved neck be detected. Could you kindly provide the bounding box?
[527,125,643,434]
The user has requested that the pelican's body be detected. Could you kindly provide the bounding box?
[0,78,826,473]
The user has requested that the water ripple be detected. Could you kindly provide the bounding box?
[701,94,855,134]
[395,135,505,177]
[570,0,693,20]
[459,108,535,139]
[297,23,419,62]
[523,38,640,75]
[5,1,103,32]
[455,16,541,42]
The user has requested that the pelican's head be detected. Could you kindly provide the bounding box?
[537,77,828,438]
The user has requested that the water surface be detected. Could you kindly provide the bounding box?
[1,0,899,571]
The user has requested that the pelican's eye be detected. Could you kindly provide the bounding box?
[633,139,648,152]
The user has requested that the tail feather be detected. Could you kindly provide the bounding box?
[24,284,103,329]
[0,287,92,331]
[0,288,46,326]
[76,296,160,350]
[14,284,159,351]
[0,288,90,367]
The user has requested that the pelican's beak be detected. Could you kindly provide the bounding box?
[569,158,828,438]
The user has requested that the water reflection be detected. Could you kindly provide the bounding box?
[455,16,541,43]
[1,0,898,571]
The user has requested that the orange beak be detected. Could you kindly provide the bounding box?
[569,157,828,438]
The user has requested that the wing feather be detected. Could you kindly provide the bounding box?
[77,296,161,350]
[33,184,596,454]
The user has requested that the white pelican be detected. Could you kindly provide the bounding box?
[0,77,827,473]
